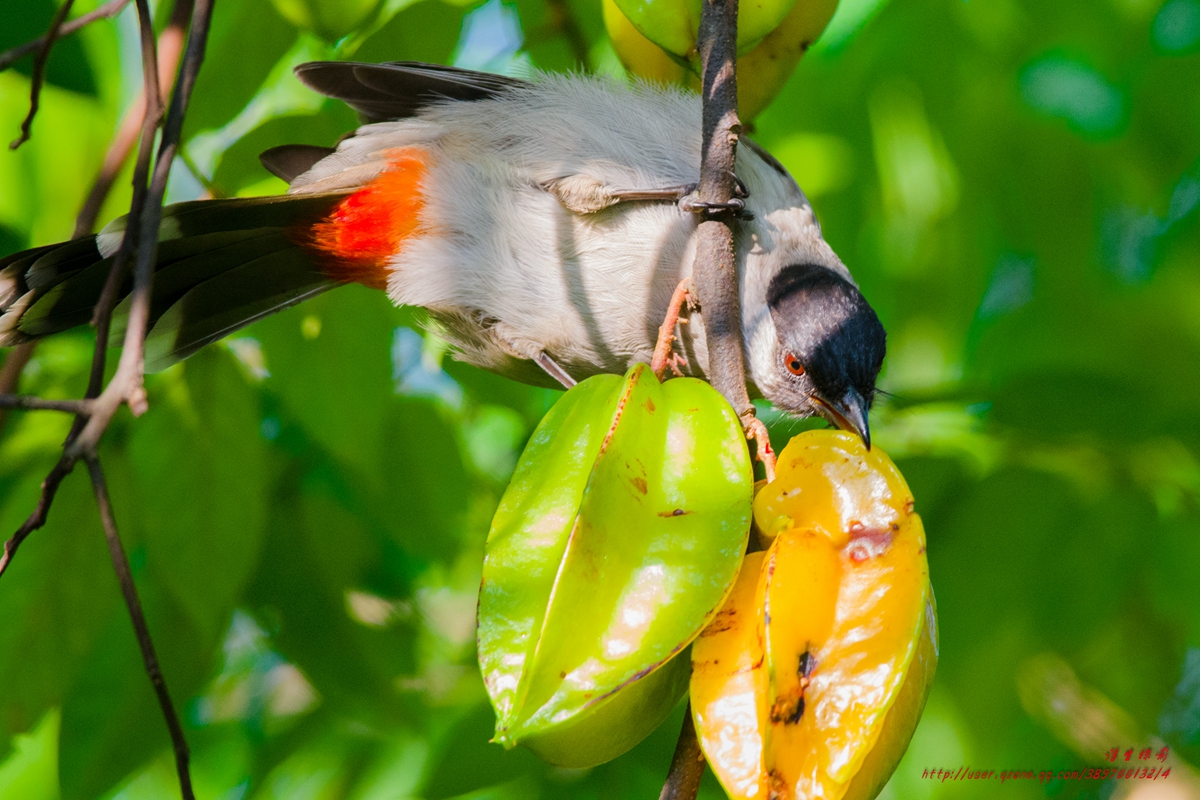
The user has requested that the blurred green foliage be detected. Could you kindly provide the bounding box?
[0,0,1198,798]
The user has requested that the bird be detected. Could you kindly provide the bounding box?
[0,61,886,446]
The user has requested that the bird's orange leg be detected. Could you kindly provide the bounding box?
[651,279,694,380]
[743,414,777,483]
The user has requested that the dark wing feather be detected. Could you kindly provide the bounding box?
[260,144,338,182]
[3,194,349,361]
[143,247,331,371]
[293,61,527,122]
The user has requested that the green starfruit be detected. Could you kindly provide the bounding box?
[477,364,753,768]
[611,0,802,60]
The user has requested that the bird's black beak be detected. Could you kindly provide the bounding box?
[813,388,872,450]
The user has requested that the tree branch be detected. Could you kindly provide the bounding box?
[0,0,180,582]
[0,0,167,441]
[70,0,214,455]
[660,703,707,800]
[9,0,76,150]
[73,0,194,238]
[0,0,185,433]
[0,395,92,414]
[83,454,194,800]
[0,453,77,578]
[661,0,745,797]
[692,0,748,419]
[0,0,131,73]
[2,3,215,792]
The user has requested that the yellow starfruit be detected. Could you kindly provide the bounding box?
[691,430,937,800]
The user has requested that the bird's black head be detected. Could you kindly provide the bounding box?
[764,263,887,447]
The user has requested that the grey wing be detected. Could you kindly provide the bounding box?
[261,61,531,189]
[294,61,528,121]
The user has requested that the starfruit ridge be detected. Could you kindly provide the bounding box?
[478,364,754,762]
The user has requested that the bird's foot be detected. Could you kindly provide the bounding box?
[651,279,695,381]
[535,351,576,389]
[678,171,754,220]
[664,350,689,378]
[742,413,776,483]
[602,170,752,216]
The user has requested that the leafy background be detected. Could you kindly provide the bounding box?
[1,0,1199,798]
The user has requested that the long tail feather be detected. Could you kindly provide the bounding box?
[0,193,349,369]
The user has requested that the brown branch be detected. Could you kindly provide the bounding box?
[692,0,749,419]
[0,0,131,73]
[661,0,745,798]
[0,0,163,580]
[0,0,175,586]
[73,0,194,238]
[71,0,214,455]
[0,453,76,578]
[9,0,76,150]
[0,0,209,578]
[0,0,181,435]
[660,703,707,800]
[0,395,92,414]
[4,2,213,793]
[83,453,194,800]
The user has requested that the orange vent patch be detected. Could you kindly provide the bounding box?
[308,148,427,290]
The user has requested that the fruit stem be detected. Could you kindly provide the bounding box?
[659,703,707,800]
[660,0,742,796]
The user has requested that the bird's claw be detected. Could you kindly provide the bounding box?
[677,170,752,218]
[651,279,694,381]
[665,351,689,377]
[679,194,754,221]
[742,414,776,483]
[732,172,749,199]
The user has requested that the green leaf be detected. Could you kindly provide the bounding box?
[350,0,471,64]
[0,470,122,743]
[251,286,402,484]
[0,0,96,96]
[211,110,355,196]
[127,347,270,641]
[478,365,752,767]
[184,0,300,137]
[58,582,215,800]
[271,0,385,42]
[374,397,473,559]
[0,709,58,800]
[245,472,418,716]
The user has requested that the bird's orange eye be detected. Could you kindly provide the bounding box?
[783,353,805,376]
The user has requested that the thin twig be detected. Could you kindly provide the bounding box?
[83,453,194,800]
[660,704,707,800]
[71,0,215,455]
[0,0,170,584]
[0,0,163,583]
[23,3,213,794]
[661,0,745,797]
[0,395,92,414]
[692,0,748,418]
[0,454,75,578]
[10,0,76,150]
[73,0,193,238]
[0,0,131,73]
